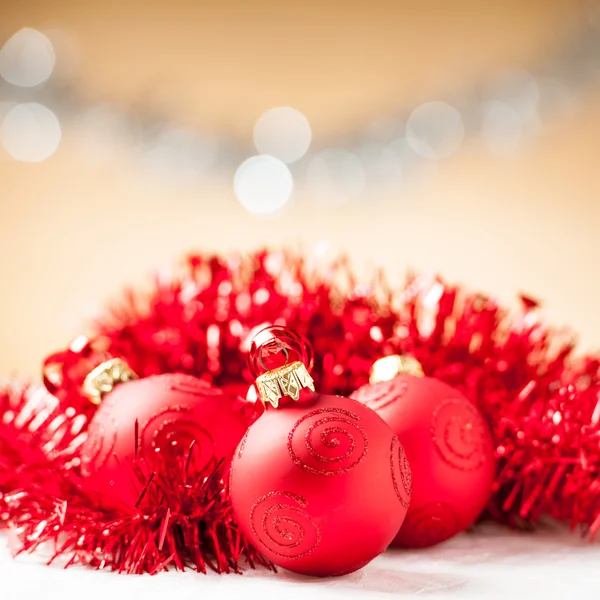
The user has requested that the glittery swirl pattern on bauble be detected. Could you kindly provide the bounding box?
[390,435,411,508]
[156,373,223,396]
[81,418,118,476]
[287,406,368,475]
[250,491,322,559]
[431,398,491,471]
[351,379,408,411]
[236,428,249,459]
[401,502,460,547]
[80,397,118,476]
[140,405,215,472]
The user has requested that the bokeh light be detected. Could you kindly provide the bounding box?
[486,69,540,121]
[0,28,55,87]
[406,101,465,159]
[234,155,293,215]
[253,106,312,163]
[536,77,577,119]
[481,100,522,155]
[1,103,61,162]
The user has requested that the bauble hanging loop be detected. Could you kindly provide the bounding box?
[248,325,314,377]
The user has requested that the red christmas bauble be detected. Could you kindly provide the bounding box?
[80,373,249,510]
[229,391,411,576]
[352,374,496,548]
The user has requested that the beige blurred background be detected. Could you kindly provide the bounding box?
[0,0,599,377]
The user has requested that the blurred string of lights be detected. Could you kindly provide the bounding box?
[1,14,600,215]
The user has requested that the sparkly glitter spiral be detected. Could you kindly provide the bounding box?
[80,397,118,476]
[351,379,408,411]
[390,436,412,508]
[287,406,369,475]
[140,405,215,471]
[236,429,249,459]
[156,373,222,397]
[250,491,322,559]
[431,399,491,471]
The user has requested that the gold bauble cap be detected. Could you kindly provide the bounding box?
[82,358,138,405]
[255,360,315,409]
[248,326,316,409]
[369,354,424,384]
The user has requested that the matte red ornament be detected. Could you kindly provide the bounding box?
[229,327,410,577]
[80,371,249,510]
[352,370,495,548]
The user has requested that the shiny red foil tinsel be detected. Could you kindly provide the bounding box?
[2,249,600,574]
[0,381,271,574]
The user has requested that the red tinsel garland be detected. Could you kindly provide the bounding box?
[0,382,272,573]
[2,249,600,574]
[0,384,86,523]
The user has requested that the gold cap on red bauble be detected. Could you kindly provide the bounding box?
[248,326,315,409]
[369,354,424,384]
[82,358,138,405]
[255,361,315,408]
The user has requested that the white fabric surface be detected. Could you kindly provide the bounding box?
[1,524,599,600]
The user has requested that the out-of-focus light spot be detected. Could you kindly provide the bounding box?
[264,251,284,276]
[240,322,273,353]
[486,69,540,121]
[69,335,89,353]
[406,101,465,159]
[253,107,311,163]
[313,239,331,258]
[306,149,365,205]
[207,324,220,348]
[370,356,402,384]
[1,103,61,162]
[0,28,55,87]
[76,104,139,163]
[369,326,384,343]
[218,281,232,296]
[234,155,293,215]
[236,292,252,314]
[423,282,445,309]
[481,101,522,155]
[229,319,243,337]
[139,126,217,185]
[591,397,600,425]
[247,386,258,403]
[536,77,577,118]
[253,288,270,305]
